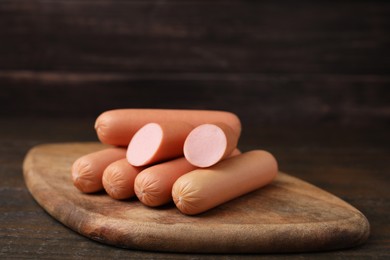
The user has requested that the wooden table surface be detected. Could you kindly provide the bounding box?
[0,118,388,259]
[0,0,389,258]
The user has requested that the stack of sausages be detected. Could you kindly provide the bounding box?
[71,109,278,215]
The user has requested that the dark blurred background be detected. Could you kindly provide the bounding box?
[1,2,389,257]
[0,0,389,129]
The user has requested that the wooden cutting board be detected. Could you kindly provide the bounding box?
[23,143,369,253]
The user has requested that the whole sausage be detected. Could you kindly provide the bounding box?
[134,157,198,207]
[94,109,241,146]
[172,150,278,215]
[135,149,241,207]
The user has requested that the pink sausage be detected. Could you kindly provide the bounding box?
[102,158,143,200]
[94,109,241,146]
[134,157,198,207]
[71,148,126,193]
[127,121,193,167]
[172,150,278,215]
[183,123,239,168]
[134,149,241,207]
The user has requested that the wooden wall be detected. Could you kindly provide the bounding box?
[0,1,389,127]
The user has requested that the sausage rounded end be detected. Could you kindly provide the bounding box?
[184,124,227,168]
[172,178,204,215]
[94,111,115,145]
[71,159,101,193]
[254,150,279,179]
[127,123,163,167]
[103,167,133,200]
[134,172,164,207]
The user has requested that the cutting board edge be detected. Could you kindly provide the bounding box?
[22,142,371,253]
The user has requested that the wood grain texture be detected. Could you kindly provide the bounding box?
[23,142,369,253]
[1,119,388,258]
[0,73,389,127]
[0,0,389,126]
[0,1,389,74]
